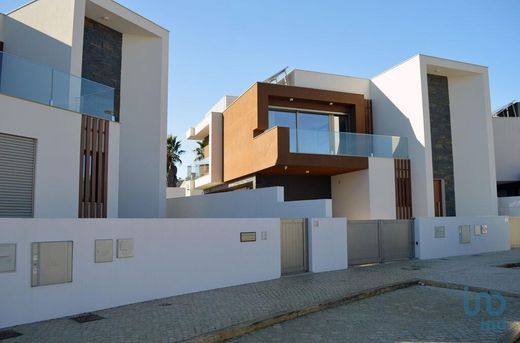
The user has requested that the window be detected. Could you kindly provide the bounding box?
[268,110,297,149]
[268,108,350,154]
[297,112,330,154]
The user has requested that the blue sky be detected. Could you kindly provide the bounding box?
[1,0,519,177]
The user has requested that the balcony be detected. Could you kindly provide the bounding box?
[289,129,408,159]
[186,162,210,181]
[0,51,115,121]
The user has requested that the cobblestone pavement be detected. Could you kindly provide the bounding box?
[230,286,520,343]
[4,249,520,342]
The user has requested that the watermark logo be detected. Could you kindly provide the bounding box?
[463,286,507,331]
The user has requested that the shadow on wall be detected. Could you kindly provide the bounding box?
[370,83,427,217]
[166,186,332,218]
[0,16,74,105]
[2,16,73,71]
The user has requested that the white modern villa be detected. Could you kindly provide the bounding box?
[0,0,168,219]
[177,55,499,220]
[0,0,517,334]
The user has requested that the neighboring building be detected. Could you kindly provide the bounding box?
[492,101,520,215]
[0,0,168,218]
[185,55,498,220]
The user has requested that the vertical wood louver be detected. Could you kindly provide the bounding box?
[364,99,373,134]
[394,159,412,219]
[78,116,109,218]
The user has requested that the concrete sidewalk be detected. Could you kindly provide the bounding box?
[4,249,520,342]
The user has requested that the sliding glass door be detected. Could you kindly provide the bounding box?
[297,111,331,154]
[268,108,350,154]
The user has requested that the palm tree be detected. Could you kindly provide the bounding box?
[166,135,185,187]
[194,141,205,161]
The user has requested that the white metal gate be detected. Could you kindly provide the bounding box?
[280,219,308,275]
[347,219,414,266]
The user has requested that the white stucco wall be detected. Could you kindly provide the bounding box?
[166,187,187,198]
[371,55,498,218]
[371,56,434,218]
[208,95,237,113]
[493,117,520,182]
[0,217,281,328]
[0,94,81,218]
[287,69,370,97]
[167,187,332,218]
[308,218,348,272]
[5,0,85,74]
[414,216,510,260]
[0,94,121,218]
[107,122,120,218]
[209,112,223,186]
[331,169,370,219]
[118,33,168,218]
[444,68,498,216]
[331,158,395,220]
[498,197,520,216]
[368,158,396,219]
[3,0,168,219]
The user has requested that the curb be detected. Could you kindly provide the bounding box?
[182,279,520,343]
[183,279,419,343]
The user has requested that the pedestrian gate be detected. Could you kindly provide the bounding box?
[347,219,414,266]
[280,219,308,275]
[511,217,520,249]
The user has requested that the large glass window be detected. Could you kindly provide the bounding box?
[268,110,297,149]
[268,108,351,154]
[297,112,330,154]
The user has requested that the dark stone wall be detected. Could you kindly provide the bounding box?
[82,17,122,118]
[427,74,456,216]
[256,174,331,201]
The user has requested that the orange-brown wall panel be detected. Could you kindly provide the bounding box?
[223,84,280,181]
[223,82,370,182]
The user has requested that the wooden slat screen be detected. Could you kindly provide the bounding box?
[78,116,109,218]
[364,99,373,134]
[394,159,412,219]
[433,179,444,217]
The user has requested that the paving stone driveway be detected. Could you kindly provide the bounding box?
[4,249,520,342]
[230,286,520,343]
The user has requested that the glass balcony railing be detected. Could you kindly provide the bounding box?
[186,164,210,181]
[290,129,408,159]
[0,51,115,121]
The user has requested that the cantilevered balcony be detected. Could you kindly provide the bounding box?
[289,129,408,159]
[186,161,210,181]
[0,51,115,121]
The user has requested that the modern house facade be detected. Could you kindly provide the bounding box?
[186,55,498,220]
[0,0,168,218]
